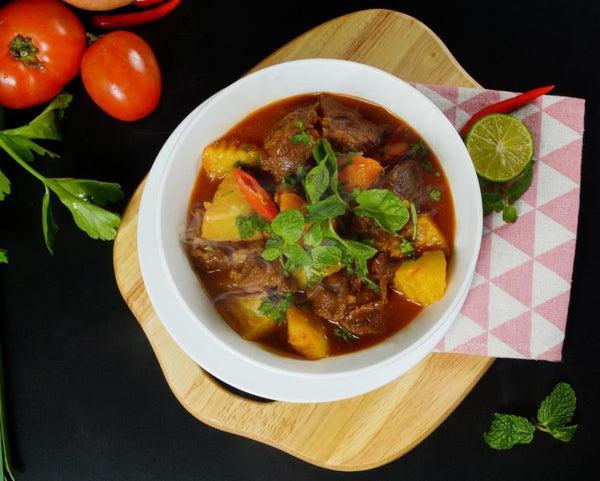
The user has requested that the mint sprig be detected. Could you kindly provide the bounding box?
[481,159,535,224]
[484,382,578,450]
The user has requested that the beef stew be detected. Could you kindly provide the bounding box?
[185,92,455,360]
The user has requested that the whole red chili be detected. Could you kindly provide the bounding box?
[134,0,166,5]
[459,85,554,137]
[92,0,181,29]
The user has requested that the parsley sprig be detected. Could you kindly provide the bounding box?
[0,93,124,258]
[483,382,578,450]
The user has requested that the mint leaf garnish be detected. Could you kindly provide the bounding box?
[354,189,409,233]
[484,382,578,450]
[480,159,535,224]
[535,382,578,440]
[483,414,536,450]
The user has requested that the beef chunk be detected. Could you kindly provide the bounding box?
[187,215,293,294]
[262,101,319,180]
[350,213,407,259]
[376,159,424,207]
[339,300,387,337]
[307,270,388,336]
[307,272,352,320]
[319,95,387,154]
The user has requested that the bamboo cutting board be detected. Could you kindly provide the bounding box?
[113,9,494,471]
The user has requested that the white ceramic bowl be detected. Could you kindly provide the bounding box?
[137,59,482,403]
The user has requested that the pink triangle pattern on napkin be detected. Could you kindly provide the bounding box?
[413,84,585,361]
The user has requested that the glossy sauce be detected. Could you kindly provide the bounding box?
[187,93,455,358]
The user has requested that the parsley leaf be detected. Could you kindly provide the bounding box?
[484,382,578,450]
[236,212,268,239]
[429,188,441,202]
[0,169,10,201]
[333,324,357,342]
[258,292,294,324]
[0,92,125,255]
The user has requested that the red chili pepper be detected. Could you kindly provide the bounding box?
[459,85,555,138]
[134,0,167,6]
[234,168,279,222]
[92,0,181,29]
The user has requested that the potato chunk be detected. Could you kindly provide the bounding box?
[202,139,262,180]
[393,249,447,306]
[414,213,449,253]
[201,170,261,241]
[218,294,277,341]
[286,304,328,360]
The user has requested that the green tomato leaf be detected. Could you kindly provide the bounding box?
[0,249,7,264]
[355,189,409,233]
[483,413,536,450]
[537,382,577,430]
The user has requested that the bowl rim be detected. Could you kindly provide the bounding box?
[137,58,483,403]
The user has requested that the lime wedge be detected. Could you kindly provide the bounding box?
[464,113,534,183]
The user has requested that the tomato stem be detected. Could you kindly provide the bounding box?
[9,35,43,70]
[86,32,100,46]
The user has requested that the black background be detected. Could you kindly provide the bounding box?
[1,1,598,479]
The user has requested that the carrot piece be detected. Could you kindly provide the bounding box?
[338,155,383,192]
[382,141,410,162]
[279,191,306,211]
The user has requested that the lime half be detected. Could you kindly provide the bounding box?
[465,113,534,183]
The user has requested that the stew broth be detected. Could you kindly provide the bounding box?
[186,92,455,359]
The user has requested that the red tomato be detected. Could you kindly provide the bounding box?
[234,168,279,222]
[0,0,87,109]
[80,30,161,121]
